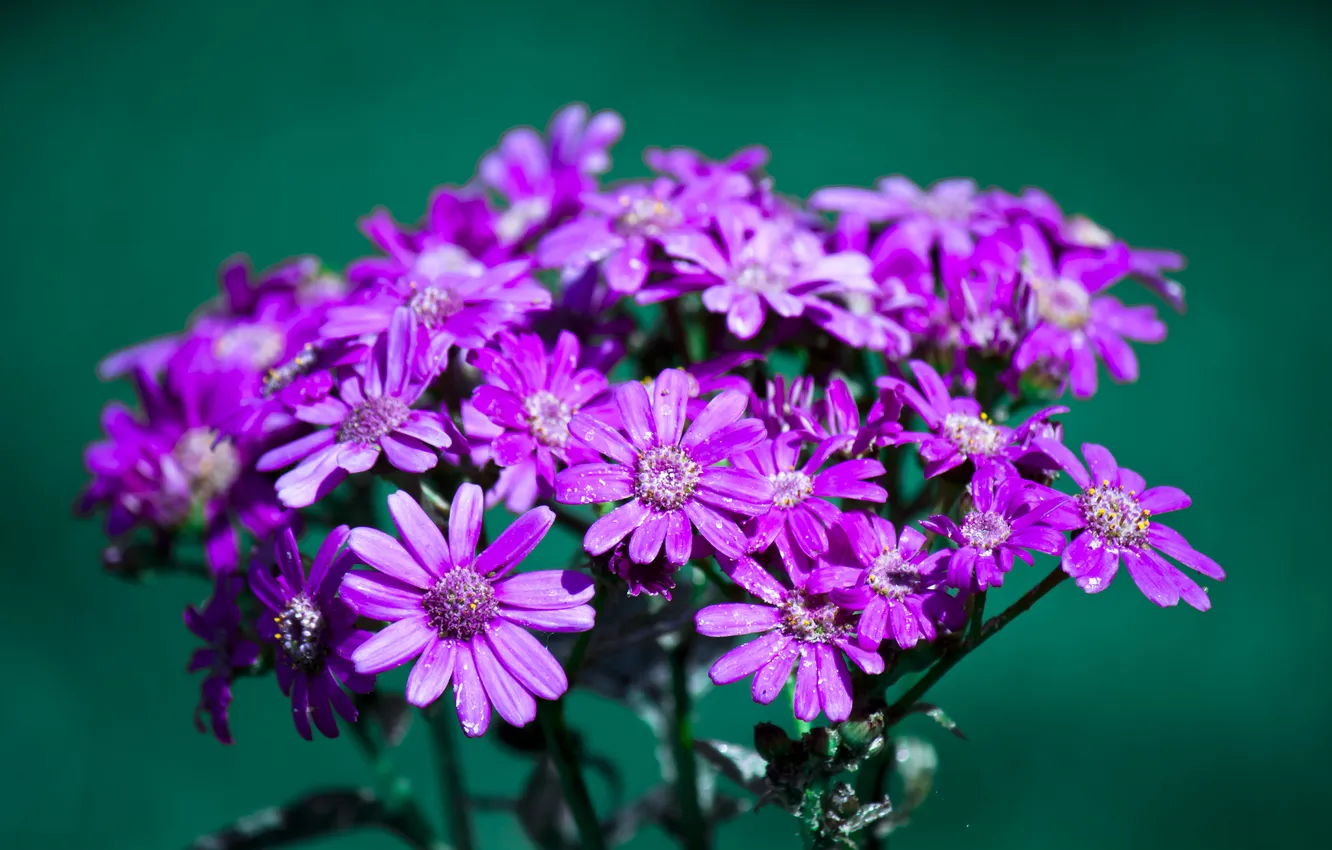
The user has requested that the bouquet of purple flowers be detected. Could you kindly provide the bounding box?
[78,104,1220,850]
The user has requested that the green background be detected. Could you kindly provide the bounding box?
[2,0,1328,847]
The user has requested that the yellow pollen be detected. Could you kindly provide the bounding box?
[1103,479,1110,486]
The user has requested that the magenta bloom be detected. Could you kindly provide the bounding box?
[78,368,285,573]
[1035,440,1223,610]
[884,359,1061,479]
[695,555,883,723]
[922,465,1068,592]
[464,330,610,512]
[249,526,374,740]
[811,176,1004,271]
[555,369,773,565]
[1008,221,1164,399]
[737,432,887,559]
[185,573,259,744]
[654,209,876,341]
[342,486,593,736]
[480,104,624,245]
[809,513,962,650]
[258,308,455,508]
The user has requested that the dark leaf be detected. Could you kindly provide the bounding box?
[189,788,440,850]
[873,736,938,838]
[696,739,768,795]
[353,690,414,747]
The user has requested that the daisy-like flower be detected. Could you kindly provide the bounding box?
[257,308,455,508]
[1035,440,1223,610]
[922,465,1068,592]
[808,513,962,650]
[537,176,749,294]
[480,103,624,245]
[554,369,773,565]
[78,367,285,573]
[185,573,259,744]
[464,330,610,513]
[249,526,374,740]
[322,255,548,357]
[654,207,876,341]
[695,555,884,723]
[882,359,1061,479]
[1008,221,1164,399]
[342,486,594,736]
[810,176,1005,272]
[738,432,887,559]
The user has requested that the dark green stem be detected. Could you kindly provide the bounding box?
[350,719,445,850]
[966,590,987,644]
[552,504,592,536]
[425,707,476,850]
[670,635,708,849]
[887,567,1068,722]
[539,701,606,850]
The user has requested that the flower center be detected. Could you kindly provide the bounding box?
[213,324,286,370]
[173,428,241,503]
[770,469,814,509]
[634,445,702,512]
[495,197,552,244]
[1035,277,1092,330]
[414,244,483,279]
[1078,481,1150,548]
[263,345,319,397]
[942,411,1002,457]
[778,590,853,644]
[733,263,789,294]
[422,568,499,640]
[617,195,681,237]
[1066,215,1114,248]
[409,285,464,329]
[961,510,1011,554]
[524,390,572,448]
[338,396,411,444]
[276,594,326,671]
[865,548,920,600]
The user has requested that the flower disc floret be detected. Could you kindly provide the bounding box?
[865,549,920,601]
[1034,277,1092,330]
[409,284,463,329]
[338,396,411,444]
[961,509,1012,553]
[769,469,814,508]
[275,594,326,671]
[1078,479,1151,548]
[422,568,500,641]
[778,591,853,644]
[942,411,1002,457]
[174,428,241,504]
[524,390,573,448]
[634,445,702,512]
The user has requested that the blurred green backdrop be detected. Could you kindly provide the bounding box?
[2,0,1329,847]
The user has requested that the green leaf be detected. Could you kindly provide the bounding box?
[905,702,967,740]
[189,788,442,850]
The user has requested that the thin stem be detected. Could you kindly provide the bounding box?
[966,590,987,644]
[787,677,812,736]
[670,634,708,849]
[350,717,446,850]
[539,701,606,850]
[425,707,476,850]
[887,567,1068,721]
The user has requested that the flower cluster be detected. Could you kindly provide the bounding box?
[79,104,1221,848]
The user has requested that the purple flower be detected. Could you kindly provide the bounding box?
[554,369,774,565]
[809,513,962,650]
[695,555,883,723]
[883,359,1048,479]
[480,104,624,245]
[922,465,1068,592]
[249,526,374,740]
[257,308,455,508]
[341,486,594,736]
[1035,440,1223,610]
[1008,221,1164,399]
[604,537,712,601]
[537,176,747,294]
[737,432,887,559]
[811,177,1005,272]
[78,368,285,573]
[653,208,876,341]
[323,255,548,357]
[464,330,610,513]
[645,144,769,182]
[185,573,259,744]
